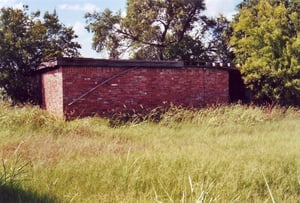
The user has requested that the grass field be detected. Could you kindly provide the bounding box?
[1,101,300,202]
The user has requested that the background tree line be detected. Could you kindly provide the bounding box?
[1,0,300,106]
[0,5,80,103]
[85,0,233,62]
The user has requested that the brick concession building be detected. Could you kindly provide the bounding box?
[37,57,238,119]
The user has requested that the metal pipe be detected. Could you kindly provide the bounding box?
[68,67,135,106]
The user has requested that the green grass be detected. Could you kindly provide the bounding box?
[1,101,300,202]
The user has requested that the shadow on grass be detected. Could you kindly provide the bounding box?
[0,184,58,203]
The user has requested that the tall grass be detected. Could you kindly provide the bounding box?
[1,101,300,202]
[0,141,57,202]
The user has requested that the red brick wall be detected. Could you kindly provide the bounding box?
[38,58,230,119]
[41,68,64,118]
[62,66,229,118]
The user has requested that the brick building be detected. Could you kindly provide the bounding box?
[37,57,234,119]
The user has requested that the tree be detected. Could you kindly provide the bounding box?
[230,0,300,105]
[85,0,214,61]
[0,6,81,103]
[209,15,235,63]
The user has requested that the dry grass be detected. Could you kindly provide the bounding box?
[1,102,300,202]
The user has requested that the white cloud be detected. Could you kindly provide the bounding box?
[0,0,15,6]
[59,3,99,13]
[59,4,79,11]
[73,21,86,36]
[12,2,23,9]
[71,21,101,58]
[204,0,237,19]
[83,3,100,13]
[0,0,23,9]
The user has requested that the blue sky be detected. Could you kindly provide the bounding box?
[0,0,241,58]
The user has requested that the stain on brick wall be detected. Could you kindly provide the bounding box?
[41,68,64,118]
[37,58,231,119]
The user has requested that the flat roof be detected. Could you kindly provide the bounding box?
[36,57,235,73]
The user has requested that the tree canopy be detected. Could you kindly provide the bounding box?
[231,0,300,105]
[0,6,81,103]
[85,0,231,61]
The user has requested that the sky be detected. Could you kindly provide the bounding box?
[0,0,242,58]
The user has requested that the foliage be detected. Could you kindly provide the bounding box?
[85,0,224,61]
[1,102,300,202]
[209,15,235,62]
[0,146,57,203]
[0,5,81,103]
[231,0,300,105]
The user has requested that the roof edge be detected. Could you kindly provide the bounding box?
[38,57,183,68]
[36,57,236,73]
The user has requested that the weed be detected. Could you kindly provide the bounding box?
[0,101,300,202]
[0,143,32,187]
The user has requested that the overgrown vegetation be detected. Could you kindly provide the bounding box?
[1,102,300,202]
[0,141,57,202]
[0,6,80,104]
[85,0,233,61]
[231,0,300,105]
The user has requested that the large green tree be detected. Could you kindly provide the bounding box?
[231,0,300,105]
[0,6,81,103]
[85,0,216,61]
